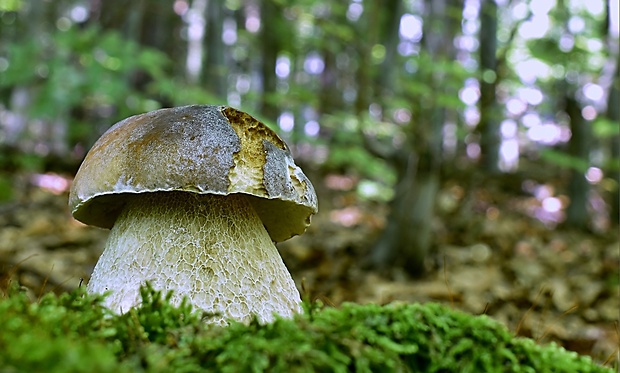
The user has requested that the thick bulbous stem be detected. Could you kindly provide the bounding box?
[87,192,302,324]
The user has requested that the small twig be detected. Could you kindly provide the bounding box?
[482,303,490,315]
[516,286,545,336]
[443,254,454,307]
[536,304,578,344]
[317,294,336,308]
[51,276,79,293]
[601,320,619,367]
[38,264,54,302]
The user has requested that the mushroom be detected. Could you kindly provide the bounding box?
[69,105,317,324]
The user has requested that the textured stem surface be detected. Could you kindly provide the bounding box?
[87,192,302,324]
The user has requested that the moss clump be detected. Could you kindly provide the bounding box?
[0,283,613,372]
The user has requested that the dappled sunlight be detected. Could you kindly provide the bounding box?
[303,52,324,75]
[277,111,295,132]
[330,206,365,227]
[586,167,604,184]
[526,121,565,145]
[304,121,320,137]
[399,14,423,42]
[499,139,519,171]
[522,181,566,226]
[275,55,291,79]
[30,173,71,195]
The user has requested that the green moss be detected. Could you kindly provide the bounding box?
[0,284,613,373]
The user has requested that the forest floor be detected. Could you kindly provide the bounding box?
[0,170,618,367]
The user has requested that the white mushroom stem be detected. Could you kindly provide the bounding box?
[86,192,302,324]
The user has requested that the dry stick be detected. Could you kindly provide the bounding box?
[1,253,39,293]
[602,351,618,369]
[481,302,490,315]
[601,320,619,367]
[300,277,312,303]
[443,254,454,307]
[536,304,578,343]
[4,253,55,302]
[515,286,545,336]
[51,276,82,294]
[317,294,336,308]
[537,288,555,341]
[301,276,335,307]
[38,264,54,302]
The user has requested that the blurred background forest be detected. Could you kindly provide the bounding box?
[0,0,618,366]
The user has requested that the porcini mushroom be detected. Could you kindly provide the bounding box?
[69,105,317,324]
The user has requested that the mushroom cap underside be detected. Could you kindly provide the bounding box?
[69,105,318,242]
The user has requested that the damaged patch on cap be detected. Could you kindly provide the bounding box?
[222,107,288,196]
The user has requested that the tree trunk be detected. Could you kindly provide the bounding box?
[4,1,47,153]
[354,0,382,115]
[376,0,403,100]
[203,0,227,99]
[606,52,620,225]
[369,151,440,274]
[564,96,591,229]
[318,46,339,115]
[366,0,461,276]
[478,0,501,174]
[143,2,185,76]
[258,0,283,121]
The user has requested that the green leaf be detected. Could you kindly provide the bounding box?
[539,149,589,173]
[0,0,21,11]
[593,118,620,138]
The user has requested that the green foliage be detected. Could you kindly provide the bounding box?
[593,118,620,139]
[0,24,171,144]
[321,113,397,193]
[356,179,394,202]
[0,285,125,372]
[328,144,390,178]
[151,78,220,108]
[540,148,590,173]
[400,52,469,113]
[0,0,21,11]
[0,283,612,372]
[526,37,599,78]
[0,149,44,174]
[0,173,12,201]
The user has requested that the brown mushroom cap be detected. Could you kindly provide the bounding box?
[69,105,318,242]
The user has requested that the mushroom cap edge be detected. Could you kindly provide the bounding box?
[68,105,318,242]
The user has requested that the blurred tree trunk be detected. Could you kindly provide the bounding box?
[4,1,70,157]
[96,1,183,82]
[354,0,381,114]
[367,0,461,275]
[4,1,45,148]
[354,0,400,108]
[478,0,501,174]
[96,0,143,41]
[564,96,591,229]
[607,52,620,225]
[258,0,284,121]
[203,0,227,99]
[318,49,338,114]
[143,2,185,76]
[317,5,345,115]
[604,1,619,225]
[376,0,403,99]
[0,8,17,105]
